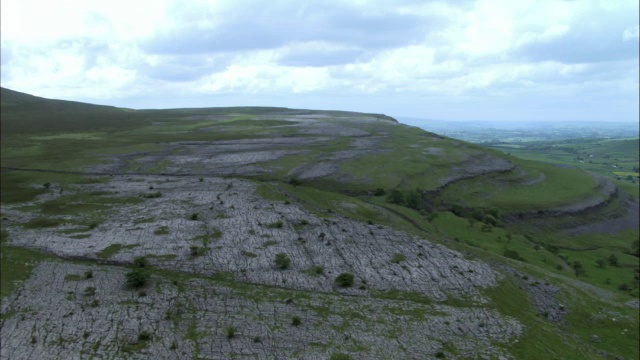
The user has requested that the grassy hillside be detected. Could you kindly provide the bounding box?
[1,87,637,359]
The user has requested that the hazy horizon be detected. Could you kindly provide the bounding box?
[1,0,638,122]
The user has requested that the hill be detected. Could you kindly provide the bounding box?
[1,87,638,359]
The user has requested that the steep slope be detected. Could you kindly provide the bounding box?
[1,88,637,360]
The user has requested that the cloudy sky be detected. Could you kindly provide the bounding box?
[1,0,638,122]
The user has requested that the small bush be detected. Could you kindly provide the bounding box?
[608,254,618,266]
[503,250,525,262]
[138,331,151,342]
[391,253,406,264]
[292,316,302,326]
[481,224,493,232]
[84,270,93,279]
[83,286,96,296]
[189,213,199,221]
[190,245,207,257]
[154,226,170,235]
[310,265,324,275]
[275,253,291,270]
[618,283,630,291]
[335,273,355,287]
[288,178,301,186]
[572,261,586,277]
[226,326,236,339]
[133,256,149,268]
[241,250,258,258]
[267,220,284,229]
[125,268,150,289]
[374,188,386,196]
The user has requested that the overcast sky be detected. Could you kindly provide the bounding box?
[1,0,638,122]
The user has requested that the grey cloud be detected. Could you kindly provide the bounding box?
[139,55,229,82]
[142,1,435,58]
[514,11,639,64]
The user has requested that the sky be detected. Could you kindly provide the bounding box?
[1,0,638,122]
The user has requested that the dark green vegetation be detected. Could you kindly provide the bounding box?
[1,88,638,359]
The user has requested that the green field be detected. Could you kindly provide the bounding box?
[489,138,639,196]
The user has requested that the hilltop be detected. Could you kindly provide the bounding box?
[1,87,638,359]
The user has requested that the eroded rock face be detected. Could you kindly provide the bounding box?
[0,261,522,360]
[5,176,499,302]
[0,175,524,359]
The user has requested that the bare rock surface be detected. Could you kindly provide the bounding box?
[3,176,499,302]
[1,261,522,360]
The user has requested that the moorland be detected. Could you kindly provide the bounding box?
[1,87,638,359]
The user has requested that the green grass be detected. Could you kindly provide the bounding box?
[437,160,601,212]
[23,217,63,229]
[483,275,595,359]
[0,245,55,298]
[489,138,639,198]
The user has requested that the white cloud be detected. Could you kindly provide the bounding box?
[0,0,637,121]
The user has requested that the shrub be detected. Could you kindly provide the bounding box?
[607,254,618,266]
[503,250,525,262]
[125,268,150,289]
[310,265,324,275]
[618,283,630,291]
[595,258,606,269]
[288,177,302,186]
[83,286,96,296]
[84,270,93,279]
[335,273,355,287]
[154,226,170,235]
[190,245,207,257]
[267,220,284,229]
[387,189,405,205]
[292,316,302,326]
[190,213,199,221]
[275,253,291,269]
[138,331,151,342]
[226,326,236,339]
[133,256,149,268]
[374,188,386,196]
[572,261,586,277]
[391,253,406,264]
